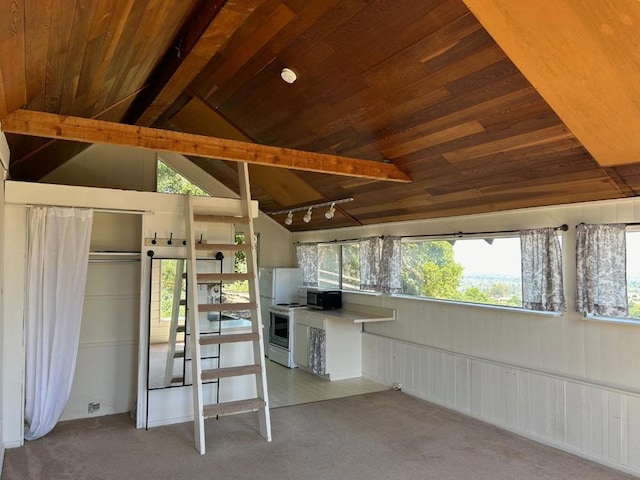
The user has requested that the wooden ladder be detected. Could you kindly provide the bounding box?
[184,162,271,455]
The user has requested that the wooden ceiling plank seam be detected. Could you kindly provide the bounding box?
[397,113,567,166]
[135,0,266,127]
[59,0,100,116]
[92,0,151,114]
[0,109,413,183]
[382,120,486,158]
[195,0,295,100]
[0,66,6,119]
[73,0,116,109]
[84,0,136,117]
[201,2,296,104]
[441,124,574,163]
[210,0,342,105]
[43,0,79,113]
[23,0,52,112]
[342,81,535,159]
[103,0,192,109]
[215,2,462,116]
[121,0,229,124]
[0,0,27,117]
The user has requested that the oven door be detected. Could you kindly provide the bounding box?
[269,311,290,350]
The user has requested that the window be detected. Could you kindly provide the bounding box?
[156,160,209,196]
[401,237,523,307]
[317,243,362,291]
[625,230,640,319]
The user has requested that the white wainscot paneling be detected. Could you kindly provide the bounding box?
[362,333,640,477]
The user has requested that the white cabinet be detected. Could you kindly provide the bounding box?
[292,310,362,380]
[293,321,309,367]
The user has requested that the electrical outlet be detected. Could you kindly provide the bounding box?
[88,402,100,414]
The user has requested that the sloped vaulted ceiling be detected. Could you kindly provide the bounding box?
[2,0,640,231]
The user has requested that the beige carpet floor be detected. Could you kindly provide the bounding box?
[3,390,636,480]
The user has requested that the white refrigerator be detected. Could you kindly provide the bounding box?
[258,267,303,350]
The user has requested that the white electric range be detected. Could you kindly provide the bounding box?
[267,302,307,368]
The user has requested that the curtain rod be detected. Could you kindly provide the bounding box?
[293,224,569,245]
[576,222,640,228]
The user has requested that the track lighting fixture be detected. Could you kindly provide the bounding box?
[270,197,354,226]
[325,203,336,220]
[303,207,313,223]
[284,211,293,225]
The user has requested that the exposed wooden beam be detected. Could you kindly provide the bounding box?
[1,109,413,182]
[133,0,264,127]
[463,0,640,167]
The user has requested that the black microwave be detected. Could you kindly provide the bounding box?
[307,290,342,310]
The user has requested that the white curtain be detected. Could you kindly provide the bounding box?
[575,223,628,317]
[520,227,565,312]
[359,237,382,291]
[24,207,93,440]
[296,243,318,287]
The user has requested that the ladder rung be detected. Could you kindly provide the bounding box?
[174,351,185,358]
[203,398,266,418]
[179,299,186,306]
[198,302,256,312]
[176,325,186,333]
[201,364,261,381]
[200,333,259,346]
[197,273,254,283]
[171,376,184,384]
[196,243,252,252]
[193,215,249,224]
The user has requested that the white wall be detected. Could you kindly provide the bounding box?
[60,213,142,421]
[41,144,157,192]
[0,133,7,468]
[292,197,640,476]
[2,205,26,448]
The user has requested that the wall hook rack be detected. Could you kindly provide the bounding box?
[144,235,190,247]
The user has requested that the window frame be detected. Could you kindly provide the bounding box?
[316,241,364,292]
[585,227,640,325]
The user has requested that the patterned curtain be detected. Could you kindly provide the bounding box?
[296,243,318,287]
[520,227,565,312]
[308,327,326,375]
[380,236,402,294]
[575,223,628,317]
[359,237,382,291]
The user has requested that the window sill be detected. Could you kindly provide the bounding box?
[342,290,562,317]
[387,294,563,317]
[583,314,640,326]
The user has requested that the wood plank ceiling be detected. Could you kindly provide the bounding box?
[1,0,640,231]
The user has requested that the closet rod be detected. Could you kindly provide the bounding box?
[24,204,153,215]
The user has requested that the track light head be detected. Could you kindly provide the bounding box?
[325,203,336,220]
[284,211,293,226]
[303,207,313,223]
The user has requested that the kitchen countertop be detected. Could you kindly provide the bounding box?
[303,305,396,323]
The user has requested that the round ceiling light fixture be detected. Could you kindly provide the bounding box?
[280,67,297,84]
